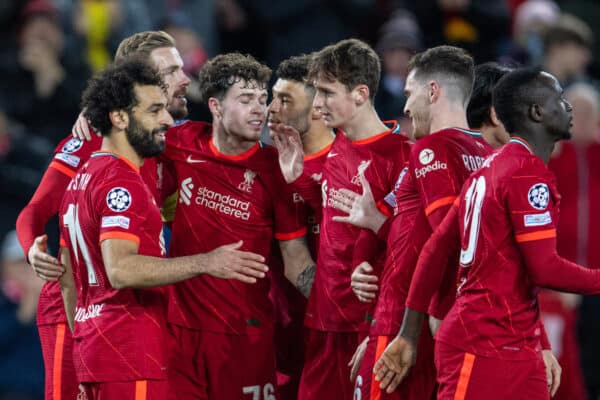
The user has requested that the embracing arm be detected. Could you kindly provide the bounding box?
[102,239,269,289]
[59,247,76,332]
[279,237,315,298]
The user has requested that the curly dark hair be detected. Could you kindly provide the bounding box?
[198,53,271,102]
[81,58,166,136]
[467,62,513,129]
[408,45,474,106]
[308,39,381,101]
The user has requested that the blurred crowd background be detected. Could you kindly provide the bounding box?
[0,0,599,399]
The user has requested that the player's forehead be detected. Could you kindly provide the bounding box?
[404,70,421,91]
[226,77,268,98]
[134,84,167,108]
[150,47,184,72]
[539,71,562,96]
[314,75,346,93]
[273,78,307,98]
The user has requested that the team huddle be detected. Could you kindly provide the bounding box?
[15,30,600,400]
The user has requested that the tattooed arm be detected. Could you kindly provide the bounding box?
[279,237,316,298]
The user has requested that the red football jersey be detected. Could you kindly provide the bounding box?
[163,121,306,334]
[32,136,102,326]
[18,133,162,327]
[549,142,600,267]
[304,122,412,332]
[59,151,167,382]
[372,128,492,335]
[437,138,560,360]
[302,144,330,257]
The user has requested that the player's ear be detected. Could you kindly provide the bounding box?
[208,97,223,120]
[353,84,370,106]
[109,110,129,130]
[529,103,543,123]
[428,80,440,104]
[489,106,501,127]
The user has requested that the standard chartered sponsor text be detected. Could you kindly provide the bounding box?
[196,186,251,220]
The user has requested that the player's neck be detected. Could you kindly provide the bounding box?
[211,125,256,156]
[101,132,143,168]
[340,105,387,141]
[518,132,556,165]
[429,102,469,134]
[302,121,334,155]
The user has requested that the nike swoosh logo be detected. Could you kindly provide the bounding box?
[327,152,338,158]
[187,155,206,163]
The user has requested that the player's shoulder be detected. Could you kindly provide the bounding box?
[166,119,212,147]
[53,134,102,169]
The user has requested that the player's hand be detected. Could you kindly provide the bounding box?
[542,349,562,397]
[349,337,369,382]
[269,122,305,183]
[331,172,387,233]
[373,335,417,393]
[72,109,98,141]
[203,241,268,284]
[28,234,64,281]
[351,262,378,302]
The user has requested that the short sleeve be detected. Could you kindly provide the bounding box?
[504,165,558,244]
[50,134,101,178]
[410,140,462,229]
[96,177,152,246]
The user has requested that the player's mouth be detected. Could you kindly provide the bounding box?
[248,119,264,130]
[154,127,168,140]
[173,88,187,104]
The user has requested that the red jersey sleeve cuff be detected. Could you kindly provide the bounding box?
[275,227,307,241]
[99,231,140,246]
[49,161,76,178]
[376,216,393,241]
[424,196,457,216]
[515,229,556,243]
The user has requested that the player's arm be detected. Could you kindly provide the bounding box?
[519,238,600,293]
[102,239,269,289]
[58,246,76,332]
[279,237,315,298]
[508,176,600,293]
[16,163,73,279]
[373,204,461,393]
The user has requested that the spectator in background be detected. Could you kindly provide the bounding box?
[542,14,593,87]
[161,11,211,122]
[0,0,89,145]
[220,0,375,68]
[548,82,600,400]
[71,0,153,72]
[374,10,422,128]
[0,109,53,241]
[0,230,44,400]
[404,0,512,62]
[505,0,560,66]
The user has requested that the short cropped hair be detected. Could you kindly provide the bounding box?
[309,39,381,101]
[407,45,474,106]
[467,62,513,129]
[115,31,176,63]
[276,54,315,96]
[198,53,272,102]
[492,67,551,134]
[82,58,165,136]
